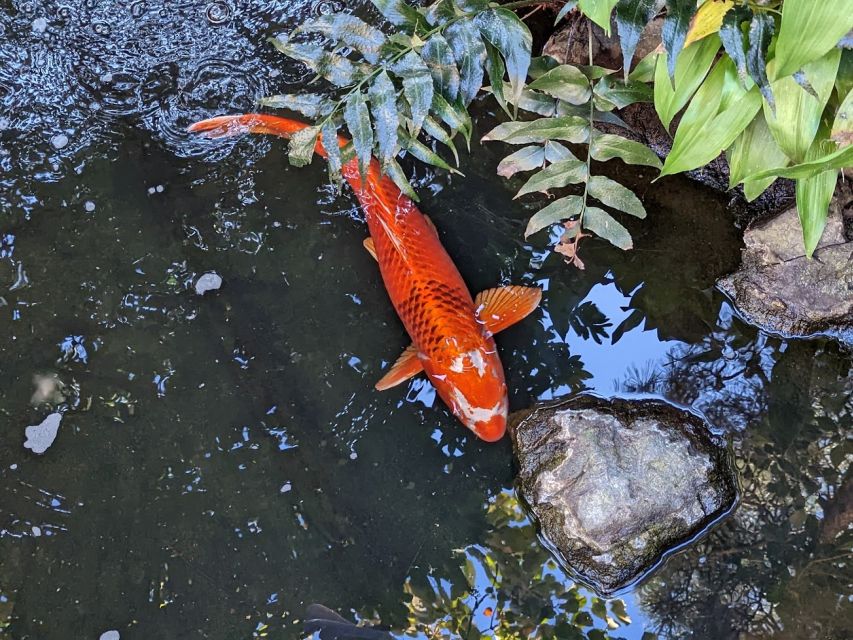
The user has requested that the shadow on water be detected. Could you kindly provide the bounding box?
[1,1,850,639]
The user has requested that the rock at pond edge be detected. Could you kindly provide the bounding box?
[511,395,737,596]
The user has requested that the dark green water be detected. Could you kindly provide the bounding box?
[1,2,850,639]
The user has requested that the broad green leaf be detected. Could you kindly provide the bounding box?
[774,0,853,79]
[587,174,646,217]
[270,39,368,87]
[628,51,658,82]
[583,206,633,249]
[745,144,853,181]
[764,48,841,162]
[555,1,579,25]
[475,9,533,115]
[718,4,751,85]
[393,52,433,137]
[796,140,839,257]
[556,101,630,127]
[661,57,763,177]
[424,0,456,26]
[344,92,373,178]
[385,158,420,202]
[746,13,775,112]
[578,0,619,36]
[525,195,584,238]
[287,125,320,167]
[422,34,460,101]
[482,116,590,144]
[370,0,422,29]
[615,0,658,79]
[591,132,662,168]
[484,41,509,116]
[654,36,720,129]
[422,116,459,164]
[727,114,788,201]
[528,55,561,79]
[497,145,545,178]
[321,121,343,187]
[662,0,698,79]
[515,159,588,197]
[528,65,591,105]
[258,93,329,118]
[831,89,853,147]
[399,130,457,173]
[446,19,488,105]
[594,74,653,108]
[544,141,579,162]
[296,14,386,63]
[368,71,400,168]
[684,0,734,48]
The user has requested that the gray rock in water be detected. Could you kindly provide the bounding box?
[194,272,222,295]
[23,413,63,454]
[718,185,853,343]
[511,395,737,595]
[99,631,120,640]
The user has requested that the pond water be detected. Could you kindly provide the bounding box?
[1,1,851,639]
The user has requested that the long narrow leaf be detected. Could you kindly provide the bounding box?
[727,114,788,200]
[385,158,420,202]
[344,92,374,178]
[368,71,400,168]
[475,9,533,115]
[661,57,763,177]
[497,145,546,178]
[482,116,590,144]
[774,0,853,79]
[654,36,720,129]
[525,195,584,238]
[615,0,659,79]
[746,13,774,112]
[583,206,633,249]
[446,19,488,106]
[662,0,697,80]
[322,121,343,188]
[296,14,386,63]
[796,139,839,257]
[744,144,853,181]
[393,52,433,137]
[764,48,841,163]
[591,132,662,168]
[515,159,588,197]
[587,175,646,217]
[422,34,460,101]
[684,0,734,48]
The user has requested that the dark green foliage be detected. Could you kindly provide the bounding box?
[661,0,697,80]
[615,0,659,79]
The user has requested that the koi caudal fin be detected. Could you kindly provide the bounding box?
[188,114,336,159]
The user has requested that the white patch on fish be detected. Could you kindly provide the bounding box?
[449,349,489,376]
[449,389,507,426]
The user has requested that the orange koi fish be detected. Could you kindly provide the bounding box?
[188,114,541,441]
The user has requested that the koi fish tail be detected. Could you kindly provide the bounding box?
[188,114,336,159]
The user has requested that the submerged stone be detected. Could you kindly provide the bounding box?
[23,412,63,455]
[194,272,222,295]
[718,186,853,343]
[511,395,737,595]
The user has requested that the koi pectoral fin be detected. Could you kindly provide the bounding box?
[363,237,377,261]
[375,344,423,390]
[475,286,542,335]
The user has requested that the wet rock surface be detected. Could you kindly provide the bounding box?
[718,184,853,343]
[511,395,737,595]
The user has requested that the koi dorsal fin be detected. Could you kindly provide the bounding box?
[375,344,423,390]
[475,286,542,336]
[363,237,377,261]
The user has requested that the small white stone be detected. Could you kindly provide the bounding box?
[99,631,120,640]
[84,200,96,212]
[23,413,63,454]
[50,134,69,150]
[194,272,222,295]
[280,482,292,493]
[32,17,48,33]
[32,526,42,537]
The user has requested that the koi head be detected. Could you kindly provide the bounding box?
[427,341,509,442]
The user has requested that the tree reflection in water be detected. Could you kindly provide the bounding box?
[397,491,645,640]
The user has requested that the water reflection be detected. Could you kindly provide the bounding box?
[1,1,851,638]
